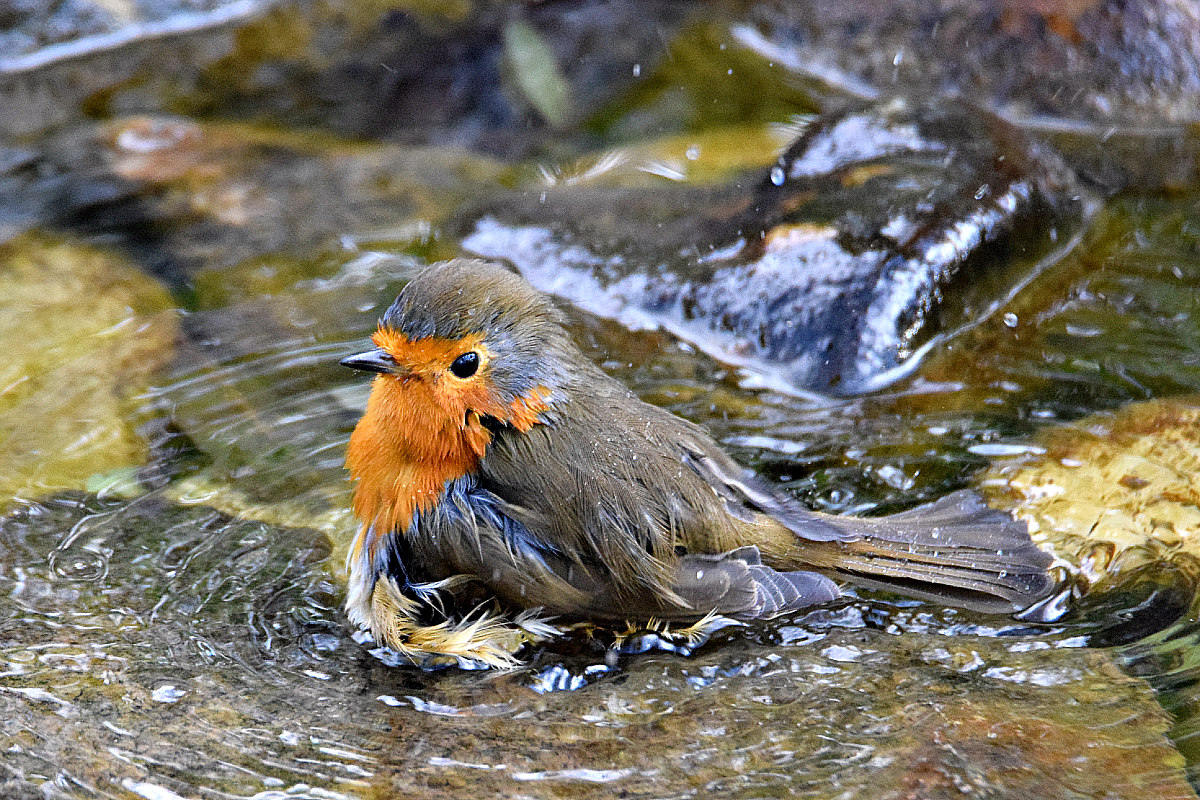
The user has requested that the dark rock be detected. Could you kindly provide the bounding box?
[735,0,1200,190]
[462,99,1097,395]
[737,0,1200,128]
[0,116,506,285]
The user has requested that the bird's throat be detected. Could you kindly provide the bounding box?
[346,376,492,539]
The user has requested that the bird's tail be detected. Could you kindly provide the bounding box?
[799,490,1054,613]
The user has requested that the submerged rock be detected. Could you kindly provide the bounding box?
[981,396,1200,597]
[464,99,1096,395]
[0,234,176,506]
[978,396,1200,784]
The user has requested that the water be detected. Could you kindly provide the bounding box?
[4,6,1200,799]
[3,186,1200,798]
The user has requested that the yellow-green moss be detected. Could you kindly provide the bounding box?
[0,234,177,505]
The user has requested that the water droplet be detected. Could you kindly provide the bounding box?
[769,166,785,186]
[632,63,641,77]
[1003,312,1018,328]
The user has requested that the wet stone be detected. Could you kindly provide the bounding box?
[0,233,176,507]
[975,395,1200,792]
[981,396,1200,595]
[463,98,1096,395]
[0,0,264,137]
[738,0,1200,129]
[733,0,1200,191]
[0,116,505,286]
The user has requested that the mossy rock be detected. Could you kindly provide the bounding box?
[980,396,1200,593]
[0,234,176,505]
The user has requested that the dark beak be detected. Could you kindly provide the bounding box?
[339,348,396,375]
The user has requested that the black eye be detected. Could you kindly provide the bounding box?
[450,351,479,378]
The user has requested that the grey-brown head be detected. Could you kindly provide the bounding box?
[340,259,578,416]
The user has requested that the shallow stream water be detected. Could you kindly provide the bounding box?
[4,4,1200,799]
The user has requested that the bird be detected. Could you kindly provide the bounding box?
[339,258,1053,666]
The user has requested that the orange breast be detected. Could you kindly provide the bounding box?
[346,375,492,558]
[345,323,554,572]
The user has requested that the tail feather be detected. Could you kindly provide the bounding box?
[680,446,1051,613]
[806,490,1053,613]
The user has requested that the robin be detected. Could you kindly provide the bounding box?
[340,259,1052,666]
